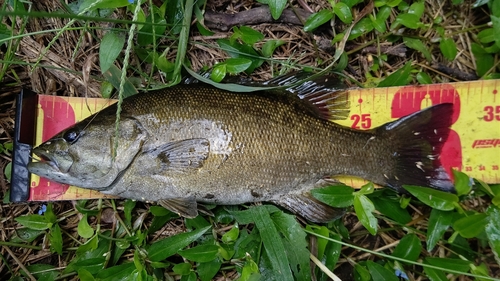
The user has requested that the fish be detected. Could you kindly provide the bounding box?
[27,75,455,223]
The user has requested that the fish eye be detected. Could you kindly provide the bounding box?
[63,129,81,143]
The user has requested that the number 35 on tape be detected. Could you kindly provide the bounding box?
[334,79,500,187]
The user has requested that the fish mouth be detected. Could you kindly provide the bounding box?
[30,148,62,173]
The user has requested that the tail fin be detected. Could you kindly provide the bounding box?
[379,103,455,193]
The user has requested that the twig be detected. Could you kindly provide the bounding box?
[432,63,478,81]
[204,6,312,31]
[310,253,342,281]
[2,245,36,281]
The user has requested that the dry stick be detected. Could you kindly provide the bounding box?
[2,246,36,281]
[204,6,312,31]
[310,253,342,281]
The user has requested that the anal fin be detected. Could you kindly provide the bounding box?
[272,193,344,223]
[158,197,198,218]
[158,197,214,218]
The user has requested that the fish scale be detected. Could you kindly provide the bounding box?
[28,81,455,222]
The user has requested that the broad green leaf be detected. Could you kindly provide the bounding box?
[491,15,500,48]
[24,264,59,281]
[123,199,136,227]
[49,224,63,255]
[185,214,211,230]
[378,62,412,87]
[440,38,457,61]
[341,0,364,7]
[391,233,421,262]
[78,268,95,281]
[306,225,329,260]
[196,22,214,36]
[166,0,184,34]
[0,22,11,45]
[80,0,130,11]
[317,233,341,281]
[403,37,431,61]
[470,263,492,280]
[366,260,399,281]
[371,197,411,224]
[354,263,371,281]
[149,205,172,216]
[137,17,167,46]
[173,263,192,275]
[423,265,448,281]
[311,185,354,208]
[370,14,386,33]
[239,258,260,281]
[148,226,211,262]
[156,54,175,73]
[197,259,222,281]
[334,3,353,24]
[353,195,377,235]
[262,39,285,57]
[237,26,265,45]
[271,211,311,281]
[41,204,56,225]
[375,0,402,7]
[393,13,420,29]
[451,169,471,196]
[427,209,453,251]
[376,6,391,21]
[477,28,495,44]
[211,64,227,82]
[348,18,374,40]
[425,257,471,273]
[304,10,334,32]
[225,58,252,74]
[493,0,500,17]
[78,214,94,239]
[96,263,136,281]
[402,185,458,211]
[233,228,261,259]
[453,213,488,238]
[103,64,138,98]
[70,257,106,275]
[100,81,114,98]
[75,201,99,217]
[250,206,294,281]
[178,244,219,263]
[408,1,424,17]
[222,225,239,244]
[416,72,432,84]
[358,182,375,195]
[99,32,125,73]
[471,43,494,77]
[10,228,45,243]
[261,0,287,20]
[217,39,264,73]
[15,215,51,230]
[485,206,500,265]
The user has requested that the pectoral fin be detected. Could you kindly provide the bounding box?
[273,193,344,223]
[141,138,210,173]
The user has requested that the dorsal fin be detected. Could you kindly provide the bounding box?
[186,70,351,121]
[263,72,351,121]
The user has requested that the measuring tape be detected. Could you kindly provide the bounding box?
[27,80,500,201]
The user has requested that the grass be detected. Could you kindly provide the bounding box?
[0,0,500,280]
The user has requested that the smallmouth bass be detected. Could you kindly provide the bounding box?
[28,77,454,222]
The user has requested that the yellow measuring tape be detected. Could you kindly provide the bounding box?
[29,80,500,200]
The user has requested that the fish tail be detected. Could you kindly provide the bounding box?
[378,103,455,193]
